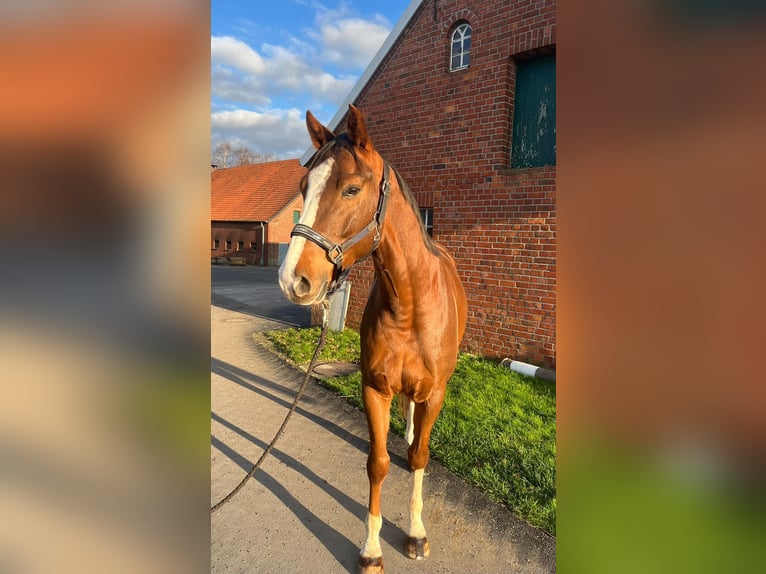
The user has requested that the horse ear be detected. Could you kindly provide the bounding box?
[306,110,335,149]
[346,104,372,150]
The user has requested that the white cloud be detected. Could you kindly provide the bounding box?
[211,35,356,108]
[211,108,311,160]
[209,5,395,159]
[260,43,356,101]
[211,65,271,106]
[311,15,391,70]
[211,36,265,75]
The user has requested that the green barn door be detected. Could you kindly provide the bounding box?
[511,55,556,168]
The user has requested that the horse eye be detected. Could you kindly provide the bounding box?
[342,186,361,198]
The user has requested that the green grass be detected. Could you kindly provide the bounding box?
[265,326,362,364]
[262,326,556,535]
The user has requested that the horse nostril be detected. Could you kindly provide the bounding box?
[293,276,312,297]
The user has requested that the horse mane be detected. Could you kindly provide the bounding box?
[388,164,441,257]
[305,133,440,257]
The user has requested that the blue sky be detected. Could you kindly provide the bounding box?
[211,0,413,160]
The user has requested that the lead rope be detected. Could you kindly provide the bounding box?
[211,298,332,513]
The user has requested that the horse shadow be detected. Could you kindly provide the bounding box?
[212,411,409,573]
[212,357,395,460]
[211,291,311,328]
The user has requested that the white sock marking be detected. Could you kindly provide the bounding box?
[360,512,383,558]
[408,468,426,538]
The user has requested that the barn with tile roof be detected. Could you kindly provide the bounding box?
[211,159,305,266]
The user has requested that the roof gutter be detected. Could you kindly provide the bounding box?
[259,222,266,266]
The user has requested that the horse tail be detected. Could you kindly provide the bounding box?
[398,394,416,446]
[397,393,410,420]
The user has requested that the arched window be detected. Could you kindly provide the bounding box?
[450,23,472,71]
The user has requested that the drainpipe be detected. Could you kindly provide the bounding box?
[259,222,266,266]
[501,358,556,383]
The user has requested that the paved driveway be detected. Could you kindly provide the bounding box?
[211,265,311,328]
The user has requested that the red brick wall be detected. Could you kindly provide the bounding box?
[266,195,303,266]
[340,0,557,368]
[211,222,263,265]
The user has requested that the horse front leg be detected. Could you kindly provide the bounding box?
[358,384,392,574]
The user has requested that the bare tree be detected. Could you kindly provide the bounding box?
[235,146,278,165]
[255,151,277,163]
[212,140,233,168]
[234,145,256,165]
[213,140,278,167]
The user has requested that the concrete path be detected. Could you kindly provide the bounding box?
[211,266,555,573]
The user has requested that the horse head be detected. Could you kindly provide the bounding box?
[279,105,390,305]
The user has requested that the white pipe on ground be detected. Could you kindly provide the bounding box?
[500,359,556,383]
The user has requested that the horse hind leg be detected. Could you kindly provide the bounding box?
[404,396,443,560]
[405,467,430,560]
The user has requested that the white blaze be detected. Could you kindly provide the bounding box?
[278,157,335,296]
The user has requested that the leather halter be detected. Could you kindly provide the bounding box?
[290,161,391,292]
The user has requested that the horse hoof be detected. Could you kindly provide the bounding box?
[404,536,430,560]
[357,555,384,574]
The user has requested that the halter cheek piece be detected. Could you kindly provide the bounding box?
[290,161,391,293]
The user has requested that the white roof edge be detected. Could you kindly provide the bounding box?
[300,0,424,165]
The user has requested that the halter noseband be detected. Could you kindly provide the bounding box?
[290,161,391,292]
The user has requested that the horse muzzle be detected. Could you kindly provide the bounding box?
[279,269,328,306]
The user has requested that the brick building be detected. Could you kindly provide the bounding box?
[303,0,556,367]
[211,160,305,266]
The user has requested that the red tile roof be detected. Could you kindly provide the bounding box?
[211,159,305,222]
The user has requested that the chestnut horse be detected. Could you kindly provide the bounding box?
[279,105,467,574]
